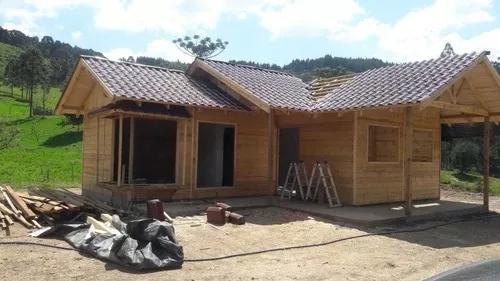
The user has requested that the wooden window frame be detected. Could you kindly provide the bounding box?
[108,116,181,186]
[366,124,401,164]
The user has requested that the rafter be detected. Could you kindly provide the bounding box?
[464,76,490,111]
[427,100,488,116]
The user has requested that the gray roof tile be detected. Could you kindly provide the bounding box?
[80,52,488,113]
[199,58,312,111]
[82,56,248,111]
[313,52,487,111]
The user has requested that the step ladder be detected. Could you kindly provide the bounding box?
[306,161,342,208]
[280,161,308,200]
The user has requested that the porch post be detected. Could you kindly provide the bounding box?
[117,114,123,187]
[483,116,491,211]
[268,109,275,194]
[128,117,135,184]
[403,107,413,216]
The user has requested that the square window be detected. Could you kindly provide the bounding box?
[368,125,399,162]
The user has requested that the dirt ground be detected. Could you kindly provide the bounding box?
[1,189,500,281]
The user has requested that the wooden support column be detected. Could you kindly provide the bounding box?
[403,107,414,216]
[182,120,188,186]
[117,114,123,187]
[483,116,491,211]
[189,109,197,200]
[268,109,275,194]
[96,118,100,183]
[128,117,135,184]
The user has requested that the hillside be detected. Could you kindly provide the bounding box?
[0,84,81,189]
[230,55,391,81]
[0,41,21,75]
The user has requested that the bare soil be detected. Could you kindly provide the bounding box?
[1,189,500,281]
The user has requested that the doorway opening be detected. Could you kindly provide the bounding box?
[197,122,235,187]
[278,128,300,186]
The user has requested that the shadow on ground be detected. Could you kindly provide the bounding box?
[381,214,500,249]
[42,131,82,147]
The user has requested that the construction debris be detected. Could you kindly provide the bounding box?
[0,185,118,236]
[206,202,245,226]
[206,206,226,225]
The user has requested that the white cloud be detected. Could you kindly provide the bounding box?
[370,0,496,61]
[252,0,364,39]
[71,31,82,42]
[1,0,499,62]
[92,0,220,35]
[105,40,193,63]
[0,0,89,34]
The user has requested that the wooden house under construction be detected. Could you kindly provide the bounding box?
[56,51,500,212]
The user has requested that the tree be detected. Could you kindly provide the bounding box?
[119,56,135,63]
[15,48,51,117]
[172,35,228,58]
[60,114,83,131]
[450,140,480,174]
[440,43,456,57]
[4,59,20,95]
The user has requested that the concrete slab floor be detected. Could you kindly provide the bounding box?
[133,196,486,226]
[275,198,486,226]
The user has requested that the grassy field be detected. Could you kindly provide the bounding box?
[0,84,81,189]
[440,170,500,194]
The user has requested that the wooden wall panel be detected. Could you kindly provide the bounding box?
[173,109,272,199]
[81,85,113,197]
[354,107,440,205]
[275,112,354,205]
[410,107,441,200]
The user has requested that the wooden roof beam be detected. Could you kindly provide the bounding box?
[191,59,271,113]
[427,100,489,116]
[464,76,490,112]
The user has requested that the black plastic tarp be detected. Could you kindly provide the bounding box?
[64,216,184,270]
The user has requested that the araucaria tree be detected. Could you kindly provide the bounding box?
[4,48,51,117]
[172,35,228,58]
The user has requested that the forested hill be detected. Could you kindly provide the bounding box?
[0,26,103,85]
[229,55,391,81]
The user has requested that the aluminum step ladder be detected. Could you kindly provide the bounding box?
[280,161,308,200]
[306,161,342,208]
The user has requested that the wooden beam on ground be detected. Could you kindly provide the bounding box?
[483,116,491,211]
[4,186,37,219]
[403,107,414,216]
[426,101,489,116]
[117,114,123,187]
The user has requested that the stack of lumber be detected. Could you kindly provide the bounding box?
[0,185,117,236]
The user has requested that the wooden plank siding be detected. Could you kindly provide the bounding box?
[81,85,113,199]
[276,112,355,205]
[80,90,441,205]
[174,109,272,199]
[353,107,440,205]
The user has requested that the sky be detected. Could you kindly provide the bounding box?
[0,0,499,65]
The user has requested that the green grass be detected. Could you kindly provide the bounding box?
[0,42,21,74]
[440,170,500,194]
[0,83,63,114]
[0,90,81,189]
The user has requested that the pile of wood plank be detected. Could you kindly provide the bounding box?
[0,185,117,236]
